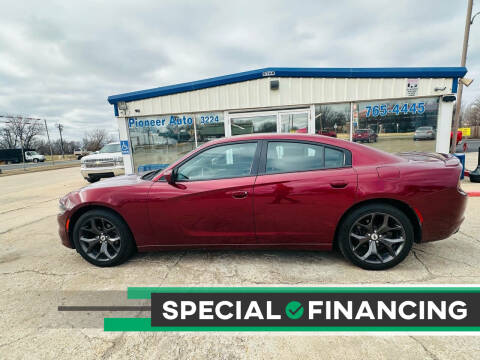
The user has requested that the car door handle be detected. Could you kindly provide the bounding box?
[231,191,248,199]
[330,181,348,188]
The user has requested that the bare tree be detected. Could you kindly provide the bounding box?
[82,129,112,151]
[0,116,44,149]
[465,97,480,126]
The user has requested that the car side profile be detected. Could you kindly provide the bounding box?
[58,134,466,270]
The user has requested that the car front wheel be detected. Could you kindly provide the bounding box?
[72,209,135,267]
[338,204,414,270]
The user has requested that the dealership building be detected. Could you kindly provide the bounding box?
[107,67,467,174]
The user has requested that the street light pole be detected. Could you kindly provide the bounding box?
[450,0,474,153]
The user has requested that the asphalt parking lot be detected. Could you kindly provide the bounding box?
[1,167,480,359]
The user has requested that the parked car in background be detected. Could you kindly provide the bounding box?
[59,133,466,270]
[0,149,45,164]
[80,142,124,183]
[317,129,337,137]
[74,148,91,160]
[414,126,436,140]
[353,129,377,143]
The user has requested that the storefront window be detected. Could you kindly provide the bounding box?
[315,103,351,139]
[195,113,225,145]
[355,97,439,153]
[128,115,196,171]
[231,115,277,135]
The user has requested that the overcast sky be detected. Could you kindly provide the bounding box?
[1,0,479,141]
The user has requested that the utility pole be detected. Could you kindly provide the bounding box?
[451,0,474,153]
[57,123,65,159]
[44,119,54,165]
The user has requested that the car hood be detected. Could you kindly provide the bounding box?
[81,152,122,161]
[83,174,146,189]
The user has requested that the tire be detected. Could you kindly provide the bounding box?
[86,177,100,183]
[77,155,83,160]
[337,203,414,270]
[72,209,135,267]
[33,158,38,163]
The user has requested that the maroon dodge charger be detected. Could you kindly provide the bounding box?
[58,134,467,270]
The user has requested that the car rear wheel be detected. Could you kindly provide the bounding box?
[33,158,38,163]
[72,209,135,267]
[338,204,414,270]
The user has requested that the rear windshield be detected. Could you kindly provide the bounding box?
[417,127,433,131]
[355,130,369,133]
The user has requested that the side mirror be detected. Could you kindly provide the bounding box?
[163,169,176,185]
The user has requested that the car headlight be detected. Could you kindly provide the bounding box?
[115,157,124,165]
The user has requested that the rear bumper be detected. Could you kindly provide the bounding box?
[417,188,467,243]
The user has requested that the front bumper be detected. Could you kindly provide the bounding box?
[80,166,124,179]
[57,211,74,249]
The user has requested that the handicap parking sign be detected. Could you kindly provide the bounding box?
[120,140,130,155]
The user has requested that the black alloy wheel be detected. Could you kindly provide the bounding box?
[338,204,414,270]
[72,209,135,267]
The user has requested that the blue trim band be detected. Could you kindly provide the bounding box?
[452,78,459,93]
[113,103,119,117]
[108,67,467,105]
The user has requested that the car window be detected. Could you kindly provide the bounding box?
[177,142,257,181]
[266,142,324,174]
[325,147,345,168]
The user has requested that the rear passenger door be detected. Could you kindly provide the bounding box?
[253,141,357,245]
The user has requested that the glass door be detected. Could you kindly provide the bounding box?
[228,111,278,136]
[279,111,310,133]
[227,109,311,137]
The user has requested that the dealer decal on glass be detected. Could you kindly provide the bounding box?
[100,287,480,332]
[364,102,425,118]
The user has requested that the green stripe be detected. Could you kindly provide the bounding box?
[104,318,480,332]
[128,286,480,299]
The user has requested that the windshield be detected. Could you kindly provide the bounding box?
[99,143,121,153]
[417,127,433,131]
[355,130,368,134]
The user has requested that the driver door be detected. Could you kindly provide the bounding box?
[147,141,260,246]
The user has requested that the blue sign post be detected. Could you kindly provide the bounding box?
[120,140,130,155]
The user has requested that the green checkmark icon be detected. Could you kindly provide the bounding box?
[285,301,304,319]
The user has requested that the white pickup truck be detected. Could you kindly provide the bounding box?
[80,142,125,183]
[24,151,45,163]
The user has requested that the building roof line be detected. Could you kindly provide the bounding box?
[107,67,467,105]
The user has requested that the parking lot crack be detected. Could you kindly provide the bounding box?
[409,336,440,360]
[0,269,83,277]
[0,214,55,235]
[412,249,435,277]
[161,251,187,284]
[459,230,480,243]
[0,198,59,215]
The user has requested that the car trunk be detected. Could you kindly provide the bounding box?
[395,152,460,167]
